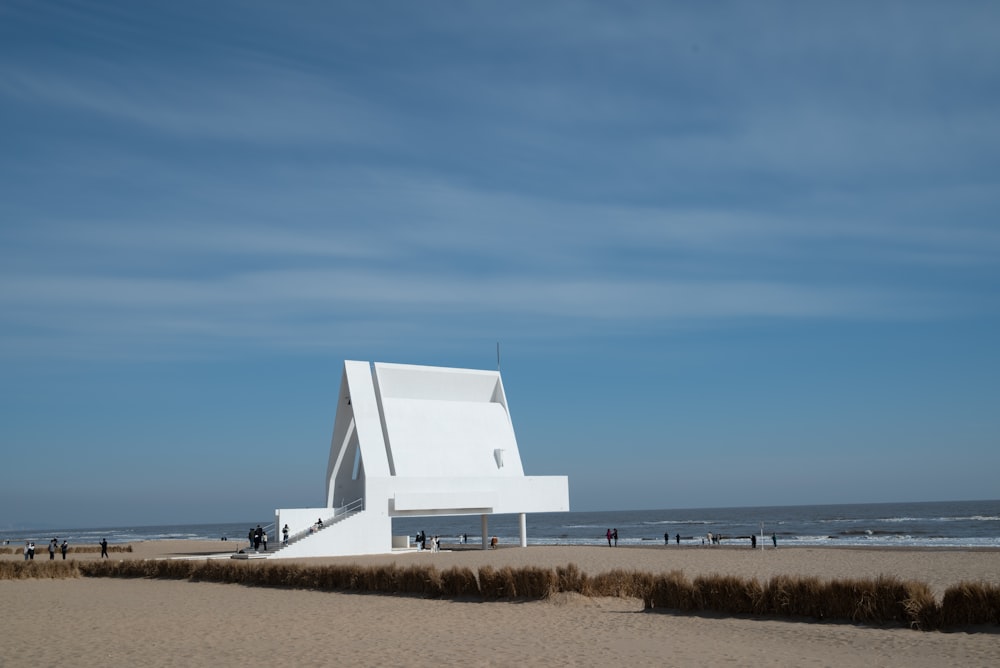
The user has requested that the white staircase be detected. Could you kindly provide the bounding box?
[232,498,365,560]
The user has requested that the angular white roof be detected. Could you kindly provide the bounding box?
[325,360,566,515]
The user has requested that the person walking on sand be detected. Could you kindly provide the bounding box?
[606,528,612,547]
[61,539,68,559]
[100,538,108,558]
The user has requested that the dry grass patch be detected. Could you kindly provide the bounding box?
[694,574,764,615]
[478,565,515,599]
[556,563,588,594]
[940,581,1000,627]
[0,561,81,579]
[646,570,697,611]
[588,569,653,599]
[902,580,940,630]
[440,566,479,597]
[7,555,995,632]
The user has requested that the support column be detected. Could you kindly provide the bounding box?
[519,513,527,547]
[481,514,489,550]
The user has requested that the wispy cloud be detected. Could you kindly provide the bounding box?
[1,1,998,363]
[0,60,394,146]
[0,260,976,363]
[3,1,1000,521]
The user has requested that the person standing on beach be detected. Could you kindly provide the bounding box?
[49,539,56,560]
[675,533,680,545]
[664,532,669,545]
[772,533,777,548]
[606,529,612,547]
[100,538,108,558]
[613,529,618,547]
[24,541,30,561]
[61,539,68,559]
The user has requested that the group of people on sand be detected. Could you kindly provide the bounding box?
[749,533,778,548]
[46,538,69,560]
[415,531,442,551]
[414,530,480,551]
[22,537,108,559]
[698,532,777,547]
[25,538,68,560]
[605,528,618,547]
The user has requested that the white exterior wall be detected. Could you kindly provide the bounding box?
[326,361,390,507]
[384,475,569,516]
[380,398,524,477]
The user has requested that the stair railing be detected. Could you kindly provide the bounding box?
[281,498,365,547]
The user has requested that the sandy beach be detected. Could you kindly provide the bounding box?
[3,542,998,666]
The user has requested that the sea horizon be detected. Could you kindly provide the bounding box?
[4,498,998,550]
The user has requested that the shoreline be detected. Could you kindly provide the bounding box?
[9,539,1000,556]
[8,539,1000,552]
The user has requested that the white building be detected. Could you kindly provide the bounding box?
[266,360,570,558]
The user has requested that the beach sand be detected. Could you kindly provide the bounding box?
[3,542,998,666]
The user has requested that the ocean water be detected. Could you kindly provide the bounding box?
[3,499,998,549]
[394,499,1000,549]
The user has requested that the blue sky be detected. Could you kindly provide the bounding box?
[2,1,998,528]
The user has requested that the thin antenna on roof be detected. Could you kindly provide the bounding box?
[496,341,501,372]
